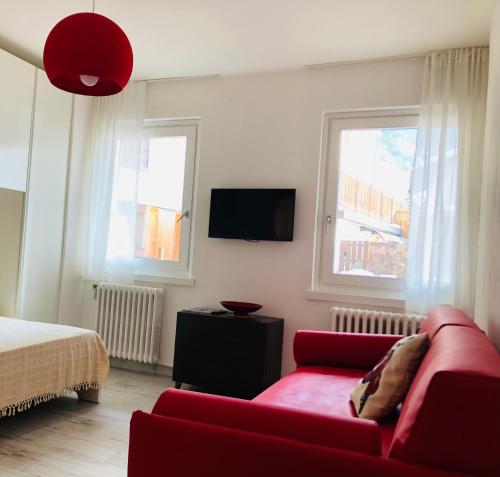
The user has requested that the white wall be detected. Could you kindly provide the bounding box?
[75,58,424,373]
[475,0,500,350]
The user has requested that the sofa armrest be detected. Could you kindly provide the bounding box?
[129,411,462,477]
[152,388,381,456]
[293,330,402,369]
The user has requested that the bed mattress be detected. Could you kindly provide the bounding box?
[0,316,109,416]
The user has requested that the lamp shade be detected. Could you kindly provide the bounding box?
[43,12,133,96]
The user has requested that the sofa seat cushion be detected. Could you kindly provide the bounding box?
[254,366,396,455]
[255,366,364,417]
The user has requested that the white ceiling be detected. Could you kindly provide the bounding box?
[0,0,494,80]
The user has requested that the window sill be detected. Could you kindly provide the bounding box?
[134,274,195,287]
[305,288,405,310]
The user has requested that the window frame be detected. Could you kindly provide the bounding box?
[311,107,419,304]
[134,118,199,281]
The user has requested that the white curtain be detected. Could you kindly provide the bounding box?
[83,81,146,283]
[406,47,488,315]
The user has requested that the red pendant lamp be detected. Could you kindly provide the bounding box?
[43,1,133,96]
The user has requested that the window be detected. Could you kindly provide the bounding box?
[313,108,418,302]
[134,120,198,279]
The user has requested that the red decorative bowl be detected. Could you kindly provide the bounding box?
[220,301,262,317]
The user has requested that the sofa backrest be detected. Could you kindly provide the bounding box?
[419,306,480,339]
[389,309,500,477]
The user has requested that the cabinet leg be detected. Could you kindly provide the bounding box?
[174,381,182,389]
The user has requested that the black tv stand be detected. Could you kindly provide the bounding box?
[172,309,284,398]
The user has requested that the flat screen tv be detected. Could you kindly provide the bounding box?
[208,188,296,241]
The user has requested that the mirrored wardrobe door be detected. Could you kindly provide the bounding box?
[0,188,25,317]
[0,48,36,318]
[17,69,73,324]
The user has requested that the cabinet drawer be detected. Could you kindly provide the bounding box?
[173,337,265,388]
[176,313,266,344]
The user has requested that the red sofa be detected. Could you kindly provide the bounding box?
[128,307,500,477]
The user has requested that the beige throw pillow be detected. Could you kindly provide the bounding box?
[351,333,429,421]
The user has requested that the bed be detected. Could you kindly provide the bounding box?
[0,316,109,417]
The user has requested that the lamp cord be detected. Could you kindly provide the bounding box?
[92,0,96,13]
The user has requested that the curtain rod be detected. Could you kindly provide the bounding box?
[138,47,487,82]
[145,74,221,83]
[305,52,428,70]
[140,53,425,82]
[141,54,422,82]
[306,46,489,70]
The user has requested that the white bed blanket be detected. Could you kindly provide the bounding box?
[0,317,109,416]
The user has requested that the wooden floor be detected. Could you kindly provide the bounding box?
[0,368,171,477]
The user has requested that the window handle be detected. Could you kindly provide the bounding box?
[326,215,332,233]
[176,210,190,223]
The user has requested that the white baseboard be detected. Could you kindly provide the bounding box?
[110,357,173,378]
[156,364,173,377]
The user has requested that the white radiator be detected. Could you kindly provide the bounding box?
[96,282,164,364]
[331,306,425,336]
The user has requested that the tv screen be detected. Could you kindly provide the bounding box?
[208,189,296,241]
